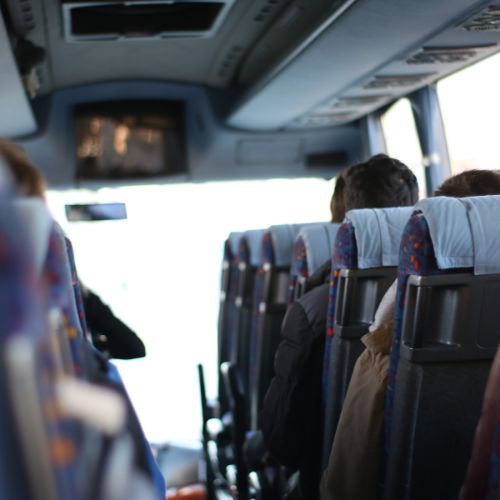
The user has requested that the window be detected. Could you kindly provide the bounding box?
[438,51,500,174]
[381,98,426,198]
[46,177,335,443]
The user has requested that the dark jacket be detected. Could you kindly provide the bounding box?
[84,289,146,359]
[260,260,330,500]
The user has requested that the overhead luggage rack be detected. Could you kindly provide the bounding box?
[62,0,235,42]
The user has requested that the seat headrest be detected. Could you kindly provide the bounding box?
[241,229,266,267]
[12,198,53,277]
[345,207,414,269]
[268,223,310,267]
[415,195,500,275]
[295,223,340,275]
[228,232,243,257]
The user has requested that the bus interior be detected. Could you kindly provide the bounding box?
[1,0,500,498]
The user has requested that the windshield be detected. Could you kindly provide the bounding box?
[46,177,335,443]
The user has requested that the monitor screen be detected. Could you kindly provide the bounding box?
[74,100,187,180]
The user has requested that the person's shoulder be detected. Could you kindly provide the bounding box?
[304,258,331,291]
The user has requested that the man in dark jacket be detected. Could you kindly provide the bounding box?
[83,287,146,359]
[258,155,419,499]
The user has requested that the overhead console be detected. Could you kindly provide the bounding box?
[62,0,235,41]
[228,0,500,131]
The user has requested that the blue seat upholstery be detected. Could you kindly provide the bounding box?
[288,223,339,303]
[248,223,305,430]
[231,230,266,405]
[217,232,243,416]
[384,196,500,500]
[0,191,39,500]
[322,207,412,469]
[0,193,164,500]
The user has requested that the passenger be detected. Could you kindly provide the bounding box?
[0,138,165,497]
[321,169,500,500]
[257,154,419,500]
[82,285,146,359]
[0,138,146,359]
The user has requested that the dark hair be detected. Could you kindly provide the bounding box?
[330,172,346,222]
[434,169,500,198]
[343,154,419,212]
[0,138,45,197]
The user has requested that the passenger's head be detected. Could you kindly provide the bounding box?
[434,169,500,197]
[0,138,45,198]
[342,154,419,212]
[330,173,346,223]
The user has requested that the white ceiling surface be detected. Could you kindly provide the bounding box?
[38,0,290,90]
[228,0,500,130]
[0,15,36,137]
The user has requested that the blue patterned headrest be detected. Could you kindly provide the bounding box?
[296,223,340,275]
[228,232,243,258]
[12,199,52,277]
[416,195,500,275]
[267,224,307,267]
[240,229,266,267]
[345,207,414,269]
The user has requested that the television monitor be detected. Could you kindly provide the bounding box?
[74,100,187,180]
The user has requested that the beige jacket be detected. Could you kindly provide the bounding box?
[320,280,396,500]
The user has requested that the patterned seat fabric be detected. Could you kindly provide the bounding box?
[43,225,88,377]
[288,223,339,304]
[384,214,441,452]
[323,223,358,394]
[65,236,89,341]
[248,231,271,408]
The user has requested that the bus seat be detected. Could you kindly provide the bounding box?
[218,232,243,373]
[384,196,500,500]
[217,232,243,418]
[288,222,339,303]
[249,223,305,431]
[460,347,500,500]
[322,207,412,469]
[64,235,89,342]
[0,194,42,500]
[43,223,89,376]
[213,229,265,485]
[231,229,266,404]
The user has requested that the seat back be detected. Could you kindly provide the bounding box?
[288,222,339,303]
[384,196,500,500]
[218,232,243,370]
[322,207,412,468]
[231,229,266,405]
[217,232,243,414]
[0,193,41,500]
[249,223,304,430]
[460,347,500,500]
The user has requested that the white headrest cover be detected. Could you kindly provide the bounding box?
[296,223,340,275]
[346,207,414,269]
[416,195,500,275]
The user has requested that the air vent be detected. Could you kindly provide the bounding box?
[62,0,235,41]
[460,5,500,32]
[407,45,497,65]
[333,95,391,108]
[217,45,243,78]
[364,73,435,89]
[8,0,36,32]
[254,0,282,22]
